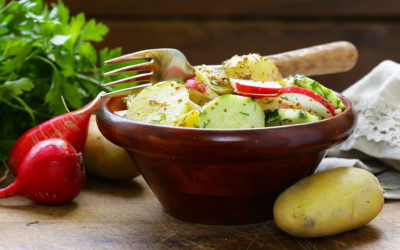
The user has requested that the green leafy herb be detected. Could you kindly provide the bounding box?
[202,120,211,128]
[265,109,280,124]
[151,113,167,124]
[298,109,307,119]
[209,80,219,87]
[0,0,124,162]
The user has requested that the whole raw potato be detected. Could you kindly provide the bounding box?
[83,115,140,181]
[273,167,384,238]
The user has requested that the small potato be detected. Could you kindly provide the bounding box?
[273,167,384,238]
[83,115,140,181]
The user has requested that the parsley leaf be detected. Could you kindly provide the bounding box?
[0,0,123,162]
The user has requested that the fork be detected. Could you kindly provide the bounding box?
[102,41,358,98]
[102,48,196,98]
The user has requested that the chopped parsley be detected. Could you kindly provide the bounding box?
[202,120,211,128]
[298,110,307,119]
[151,113,167,124]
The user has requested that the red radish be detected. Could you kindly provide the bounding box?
[255,96,318,116]
[278,86,335,117]
[230,78,282,97]
[234,81,335,118]
[184,78,219,105]
[8,92,104,176]
[0,138,86,205]
[185,78,208,94]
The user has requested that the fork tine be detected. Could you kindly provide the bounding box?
[104,49,161,65]
[104,61,154,77]
[104,72,153,87]
[101,83,152,98]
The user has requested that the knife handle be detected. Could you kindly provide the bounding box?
[267,41,358,77]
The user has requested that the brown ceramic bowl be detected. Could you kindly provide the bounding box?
[96,95,356,225]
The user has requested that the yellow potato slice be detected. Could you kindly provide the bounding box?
[127,81,200,126]
[223,53,282,81]
[176,110,200,128]
[195,65,234,95]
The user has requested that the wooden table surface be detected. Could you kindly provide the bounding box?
[0,175,398,249]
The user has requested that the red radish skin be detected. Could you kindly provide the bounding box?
[8,92,104,176]
[185,78,208,94]
[0,139,86,205]
[278,86,335,116]
[231,79,282,97]
[233,82,335,116]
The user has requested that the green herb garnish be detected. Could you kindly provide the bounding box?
[202,120,211,128]
[151,113,167,124]
[209,80,219,86]
[298,110,307,119]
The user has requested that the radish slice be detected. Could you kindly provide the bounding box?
[185,78,219,105]
[185,78,208,94]
[278,86,335,117]
[231,79,335,117]
[230,78,282,97]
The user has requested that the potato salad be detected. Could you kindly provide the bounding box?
[125,53,345,129]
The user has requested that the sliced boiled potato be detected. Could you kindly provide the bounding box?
[195,65,234,95]
[127,81,200,126]
[176,110,200,128]
[223,53,282,81]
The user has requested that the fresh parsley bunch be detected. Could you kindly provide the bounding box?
[0,0,122,162]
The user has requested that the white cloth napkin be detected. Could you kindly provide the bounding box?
[316,60,400,199]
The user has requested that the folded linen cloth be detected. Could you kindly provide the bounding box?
[316,60,400,199]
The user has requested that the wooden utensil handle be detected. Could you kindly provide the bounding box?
[266,41,358,77]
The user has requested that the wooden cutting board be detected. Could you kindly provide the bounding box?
[0,175,398,249]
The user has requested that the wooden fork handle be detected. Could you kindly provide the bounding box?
[266,41,358,77]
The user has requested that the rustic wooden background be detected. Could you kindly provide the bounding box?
[50,0,400,91]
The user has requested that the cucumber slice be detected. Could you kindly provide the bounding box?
[284,74,345,112]
[266,109,320,126]
[198,94,265,129]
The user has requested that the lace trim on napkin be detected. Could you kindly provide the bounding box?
[350,96,400,148]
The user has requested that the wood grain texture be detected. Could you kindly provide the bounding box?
[0,175,398,249]
[52,0,400,18]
